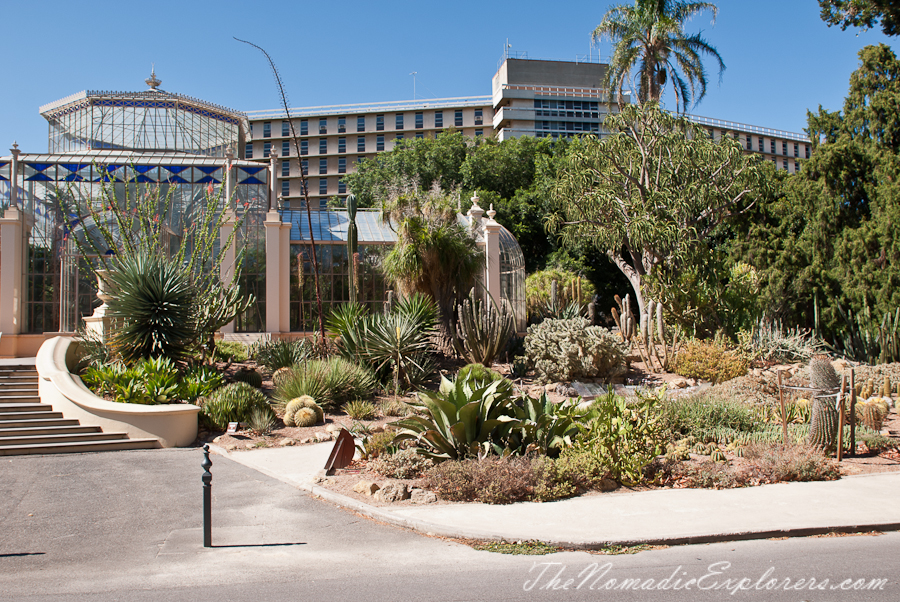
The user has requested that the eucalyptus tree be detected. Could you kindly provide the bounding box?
[593,0,725,112]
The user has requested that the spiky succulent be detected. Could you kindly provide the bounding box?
[233,368,263,388]
[293,407,318,427]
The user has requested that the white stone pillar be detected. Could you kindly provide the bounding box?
[264,210,282,334]
[0,207,25,346]
[483,204,501,305]
[219,208,237,334]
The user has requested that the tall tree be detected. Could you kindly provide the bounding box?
[593,0,725,112]
[819,0,900,36]
[549,103,769,330]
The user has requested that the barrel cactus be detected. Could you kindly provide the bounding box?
[858,400,888,431]
[710,448,727,463]
[293,407,318,427]
[283,395,323,427]
[273,367,294,387]
[807,356,841,453]
[233,368,263,388]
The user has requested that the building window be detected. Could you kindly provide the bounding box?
[263,142,271,158]
[782,142,788,156]
[435,111,443,128]
[338,117,346,133]
[338,157,346,174]
[455,110,463,127]
[319,139,327,154]
[263,122,271,138]
[338,137,346,153]
[745,136,752,151]
[319,158,327,175]
[282,141,290,156]
[281,180,290,197]
[793,143,799,157]
[395,133,404,141]
[319,178,327,195]
[282,121,290,137]
[301,160,308,176]
[357,116,365,132]
[794,160,801,173]
[249,123,254,137]
[281,160,290,177]
[396,114,404,130]
[300,140,308,155]
[357,136,365,152]
[415,112,423,129]
[758,137,764,152]
[805,145,810,159]
[770,140,776,154]
[319,118,327,135]
[300,120,308,136]
[475,109,483,125]
[338,181,346,194]
[377,135,384,151]
[783,159,788,170]
[475,129,483,137]
[415,132,424,140]
[376,115,384,131]
[245,143,253,158]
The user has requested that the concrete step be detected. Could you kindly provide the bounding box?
[0,425,103,437]
[0,411,65,421]
[0,397,43,404]
[0,438,159,456]
[0,376,39,383]
[0,431,130,446]
[0,417,81,429]
[0,403,53,413]
[0,389,41,398]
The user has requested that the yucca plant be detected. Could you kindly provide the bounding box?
[326,302,370,362]
[392,373,521,461]
[454,289,515,367]
[106,251,195,363]
[360,311,436,394]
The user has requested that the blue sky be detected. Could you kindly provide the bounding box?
[0,0,892,152]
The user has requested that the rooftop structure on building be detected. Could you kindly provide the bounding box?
[245,56,810,209]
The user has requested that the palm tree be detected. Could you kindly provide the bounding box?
[593,0,725,112]
[380,185,484,347]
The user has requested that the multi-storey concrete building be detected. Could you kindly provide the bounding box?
[246,57,810,209]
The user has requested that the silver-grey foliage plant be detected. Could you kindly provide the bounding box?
[525,318,628,384]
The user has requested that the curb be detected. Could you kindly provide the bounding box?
[208,444,900,549]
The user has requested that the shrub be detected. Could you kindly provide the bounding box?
[575,389,668,485]
[356,430,397,459]
[344,400,378,420]
[232,367,263,388]
[737,321,822,363]
[525,269,595,322]
[379,398,412,417]
[274,357,376,411]
[80,357,213,405]
[674,339,749,384]
[744,443,841,482]
[214,340,249,362]
[201,382,273,430]
[252,337,314,371]
[247,406,276,435]
[179,365,224,403]
[106,251,195,362]
[457,363,505,385]
[369,448,433,479]
[524,318,627,384]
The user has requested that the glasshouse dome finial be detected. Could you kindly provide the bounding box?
[145,64,161,90]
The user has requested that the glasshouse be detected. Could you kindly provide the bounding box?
[0,77,525,358]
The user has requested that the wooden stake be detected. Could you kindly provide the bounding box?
[837,374,847,462]
[777,370,788,444]
[849,368,856,457]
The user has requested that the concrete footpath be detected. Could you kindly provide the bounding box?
[210,442,900,548]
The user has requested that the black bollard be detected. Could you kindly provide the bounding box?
[201,444,212,548]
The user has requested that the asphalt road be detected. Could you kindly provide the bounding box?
[1,449,897,601]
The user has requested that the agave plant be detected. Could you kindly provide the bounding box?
[392,373,521,461]
[106,251,195,363]
[514,393,585,458]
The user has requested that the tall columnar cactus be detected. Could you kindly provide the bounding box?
[807,356,841,452]
[347,194,358,304]
[454,289,515,367]
[882,376,892,399]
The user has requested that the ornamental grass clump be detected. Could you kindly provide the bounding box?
[201,382,274,430]
[274,357,376,412]
[674,338,749,384]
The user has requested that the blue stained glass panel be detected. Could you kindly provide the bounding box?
[25,163,53,172]
[26,173,52,181]
[240,176,265,185]
[164,175,189,183]
[238,166,266,175]
[195,165,220,174]
[164,165,190,174]
[196,176,220,184]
